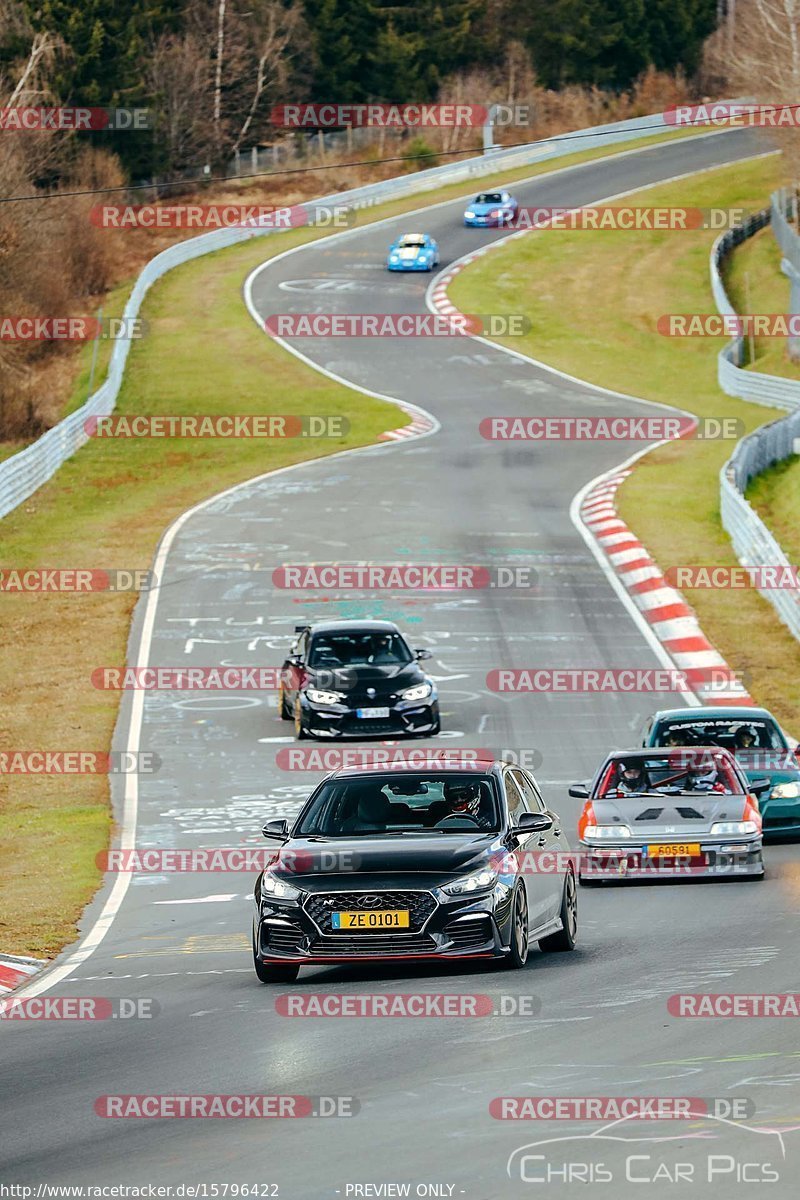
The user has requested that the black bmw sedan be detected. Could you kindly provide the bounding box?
[278,619,440,739]
[252,761,577,982]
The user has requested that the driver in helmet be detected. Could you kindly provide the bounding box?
[615,759,649,794]
[429,780,493,829]
[734,725,758,749]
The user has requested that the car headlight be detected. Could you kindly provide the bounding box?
[261,871,302,901]
[306,687,345,705]
[583,825,632,840]
[710,821,759,836]
[442,867,497,896]
[389,253,399,261]
[400,681,432,702]
[465,210,475,218]
[770,782,800,799]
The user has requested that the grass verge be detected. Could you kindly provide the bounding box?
[449,154,800,734]
[0,124,698,957]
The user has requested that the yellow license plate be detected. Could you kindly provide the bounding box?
[645,842,701,857]
[332,910,410,930]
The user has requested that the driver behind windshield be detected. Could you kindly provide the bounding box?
[615,760,649,793]
[426,780,495,830]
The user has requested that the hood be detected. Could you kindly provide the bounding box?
[591,792,750,839]
[308,661,425,700]
[271,833,499,890]
[734,752,800,788]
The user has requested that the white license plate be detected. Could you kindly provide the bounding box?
[357,707,390,719]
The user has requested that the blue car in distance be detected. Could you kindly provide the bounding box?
[386,232,440,271]
[464,190,519,227]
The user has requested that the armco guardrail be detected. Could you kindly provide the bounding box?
[713,193,800,639]
[0,111,701,520]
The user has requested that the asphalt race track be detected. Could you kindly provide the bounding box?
[4,127,800,1198]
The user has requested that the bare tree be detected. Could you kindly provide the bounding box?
[704,0,800,174]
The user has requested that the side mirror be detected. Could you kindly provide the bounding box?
[794,745,800,765]
[516,812,553,833]
[262,818,289,840]
[285,654,302,667]
[749,777,771,797]
[568,783,590,799]
[415,648,432,660]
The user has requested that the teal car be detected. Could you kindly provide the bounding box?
[642,706,800,838]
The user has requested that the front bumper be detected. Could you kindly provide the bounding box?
[255,884,512,963]
[464,214,499,227]
[578,840,764,881]
[299,694,439,739]
[387,259,433,271]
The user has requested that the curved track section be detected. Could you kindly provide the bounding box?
[4,128,800,1198]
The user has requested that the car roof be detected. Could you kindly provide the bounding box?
[302,619,402,635]
[608,746,738,762]
[651,706,774,722]
[325,758,506,780]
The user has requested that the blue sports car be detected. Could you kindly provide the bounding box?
[464,190,519,227]
[386,232,440,271]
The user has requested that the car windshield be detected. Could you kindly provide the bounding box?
[307,631,413,668]
[294,774,501,836]
[475,193,503,204]
[598,752,742,797]
[397,235,425,247]
[654,718,787,757]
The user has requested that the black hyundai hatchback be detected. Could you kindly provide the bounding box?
[252,761,577,982]
[278,619,440,740]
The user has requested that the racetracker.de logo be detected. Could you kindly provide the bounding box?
[94,1095,358,1118]
[90,203,352,230]
[665,102,800,127]
[479,416,744,441]
[0,568,154,591]
[666,565,800,589]
[0,317,145,341]
[270,103,531,128]
[275,993,540,1017]
[0,751,160,775]
[0,106,150,131]
[84,415,347,438]
[480,206,746,231]
[659,314,800,337]
[668,993,800,1017]
[264,314,530,337]
[486,668,746,693]
[272,564,536,589]
[489,1097,754,1120]
[0,997,158,1020]
[91,667,282,689]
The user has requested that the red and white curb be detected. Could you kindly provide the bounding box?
[0,954,46,994]
[429,247,753,708]
[380,412,437,441]
[580,472,753,705]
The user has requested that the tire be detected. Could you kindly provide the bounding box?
[253,951,300,985]
[279,686,292,720]
[540,869,578,952]
[503,884,529,969]
[294,701,309,740]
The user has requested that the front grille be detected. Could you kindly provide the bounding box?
[341,716,404,735]
[310,932,437,957]
[305,890,436,933]
[764,815,800,828]
[445,917,493,951]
